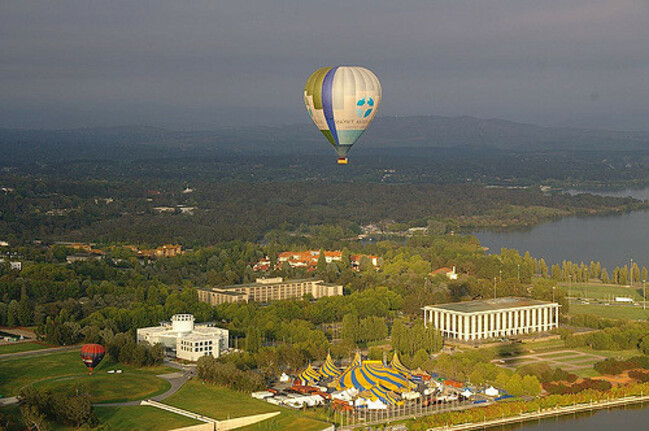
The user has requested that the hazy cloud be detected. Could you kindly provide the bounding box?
[1,1,648,129]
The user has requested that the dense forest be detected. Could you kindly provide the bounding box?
[0,172,644,246]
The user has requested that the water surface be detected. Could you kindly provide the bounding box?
[474,188,649,270]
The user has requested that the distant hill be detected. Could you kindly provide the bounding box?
[2,115,649,164]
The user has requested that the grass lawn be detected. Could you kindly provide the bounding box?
[575,348,638,360]
[47,406,201,431]
[0,342,50,355]
[560,282,644,301]
[0,350,175,401]
[533,351,577,359]
[33,372,170,403]
[569,303,649,320]
[574,368,600,378]
[524,339,566,351]
[166,380,330,431]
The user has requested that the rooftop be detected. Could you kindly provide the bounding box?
[423,297,557,313]
[210,278,325,290]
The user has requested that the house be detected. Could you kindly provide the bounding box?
[430,266,458,280]
[256,250,380,272]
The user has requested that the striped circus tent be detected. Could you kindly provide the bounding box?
[334,359,414,393]
[319,353,341,379]
[363,385,403,406]
[333,352,363,390]
[297,364,320,385]
[389,351,413,377]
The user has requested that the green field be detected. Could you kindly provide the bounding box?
[46,406,201,431]
[166,380,330,431]
[33,372,170,403]
[561,282,645,301]
[569,303,649,320]
[0,350,174,402]
[0,342,50,355]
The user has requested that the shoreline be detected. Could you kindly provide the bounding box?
[425,394,649,431]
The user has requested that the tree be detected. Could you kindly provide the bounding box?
[18,295,33,326]
[601,268,610,283]
[317,249,327,273]
[20,404,50,431]
[521,375,541,396]
[0,302,7,326]
[411,349,430,369]
[341,314,360,344]
[639,336,649,355]
[505,373,523,396]
[51,392,97,428]
[7,300,19,327]
[427,219,446,236]
[245,327,262,353]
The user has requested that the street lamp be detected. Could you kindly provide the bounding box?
[552,286,556,303]
[494,277,497,299]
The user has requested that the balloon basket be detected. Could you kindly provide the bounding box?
[337,157,348,165]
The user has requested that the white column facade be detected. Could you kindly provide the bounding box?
[423,303,560,342]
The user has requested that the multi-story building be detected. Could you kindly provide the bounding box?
[197,277,343,306]
[136,314,229,361]
[423,297,560,342]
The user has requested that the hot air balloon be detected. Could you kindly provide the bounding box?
[81,344,105,373]
[304,66,381,164]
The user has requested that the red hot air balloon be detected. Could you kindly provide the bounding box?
[81,344,105,373]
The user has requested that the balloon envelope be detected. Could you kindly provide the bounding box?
[304,66,381,160]
[81,343,105,372]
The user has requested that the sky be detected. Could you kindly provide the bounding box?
[1,1,648,130]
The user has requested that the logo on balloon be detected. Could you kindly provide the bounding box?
[356,97,374,118]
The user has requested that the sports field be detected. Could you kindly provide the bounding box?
[561,282,645,301]
[569,303,649,320]
[166,380,331,431]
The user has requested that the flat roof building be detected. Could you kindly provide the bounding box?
[197,277,343,306]
[136,314,229,362]
[423,297,560,342]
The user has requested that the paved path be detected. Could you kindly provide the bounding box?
[0,344,79,360]
[0,397,19,407]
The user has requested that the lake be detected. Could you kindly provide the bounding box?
[491,403,649,431]
[474,188,649,271]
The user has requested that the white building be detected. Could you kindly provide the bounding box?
[136,314,229,362]
[423,297,560,341]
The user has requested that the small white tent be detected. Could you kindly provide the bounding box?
[485,386,499,397]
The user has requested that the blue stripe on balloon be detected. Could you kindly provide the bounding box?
[321,66,339,145]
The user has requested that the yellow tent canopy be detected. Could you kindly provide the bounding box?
[297,364,320,385]
[319,353,341,379]
[334,357,414,393]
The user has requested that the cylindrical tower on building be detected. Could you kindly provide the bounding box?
[171,314,195,333]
